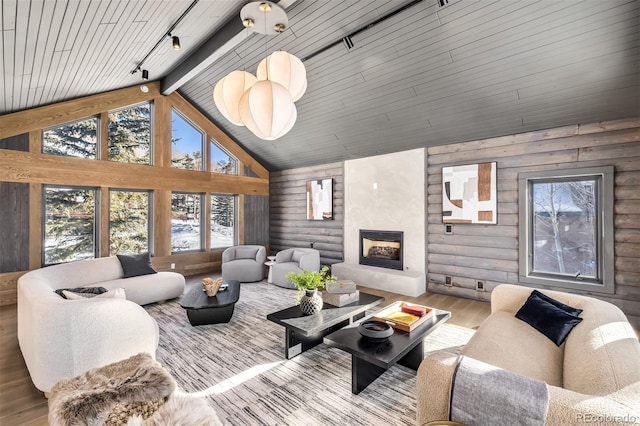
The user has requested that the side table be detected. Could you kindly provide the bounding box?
[265,256,276,283]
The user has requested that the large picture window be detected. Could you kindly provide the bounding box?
[43,117,98,159]
[518,166,614,293]
[211,194,236,248]
[109,190,152,255]
[210,139,237,175]
[171,109,204,170]
[171,192,204,252]
[44,186,98,265]
[108,102,152,164]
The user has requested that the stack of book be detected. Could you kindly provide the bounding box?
[322,280,359,307]
[372,301,434,332]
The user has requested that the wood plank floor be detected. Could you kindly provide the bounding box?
[0,276,497,425]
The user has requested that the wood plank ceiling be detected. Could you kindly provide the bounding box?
[2,0,639,171]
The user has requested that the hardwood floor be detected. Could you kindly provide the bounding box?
[0,278,493,425]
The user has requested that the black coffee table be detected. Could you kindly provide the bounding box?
[180,280,240,326]
[324,308,451,394]
[267,292,384,359]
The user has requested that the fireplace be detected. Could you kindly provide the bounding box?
[359,230,403,270]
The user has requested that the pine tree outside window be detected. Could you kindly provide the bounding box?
[108,102,152,164]
[210,139,237,175]
[43,117,98,159]
[43,186,98,265]
[211,194,236,248]
[171,109,204,171]
[171,192,204,252]
[518,166,614,293]
[109,190,152,255]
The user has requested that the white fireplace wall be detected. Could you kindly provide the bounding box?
[344,148,426,274]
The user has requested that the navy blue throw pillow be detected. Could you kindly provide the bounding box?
[116,252,157,278]
[530,290,583,316]
[55,286,108,299]
[515,292,583,346]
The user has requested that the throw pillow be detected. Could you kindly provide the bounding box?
[530,289,583,316]
[55,286,108,299]
[63,288,126,300]
[515,292,583,346]
[116,252,157,278]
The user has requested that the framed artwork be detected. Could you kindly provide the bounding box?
[442,162,497,224]
[307,178,333,220]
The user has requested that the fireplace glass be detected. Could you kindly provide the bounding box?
[359,230,403,270]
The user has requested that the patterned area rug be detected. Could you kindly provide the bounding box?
[145,281,474,426]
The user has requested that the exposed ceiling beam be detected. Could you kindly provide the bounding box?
[161,0,298,95]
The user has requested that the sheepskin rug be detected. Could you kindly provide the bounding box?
[48,353,220,426]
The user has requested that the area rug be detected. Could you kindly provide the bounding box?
[144,281,474,426]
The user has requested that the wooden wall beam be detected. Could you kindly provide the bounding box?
[0,150,268,195]
[0,83,162,139]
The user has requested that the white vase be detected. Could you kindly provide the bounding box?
[299,289,323,315]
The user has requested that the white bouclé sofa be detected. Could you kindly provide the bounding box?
[17,256,185,393]
[416,284,640,426]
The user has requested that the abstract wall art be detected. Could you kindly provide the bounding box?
[442,162,497,224]
[307,178,333,220]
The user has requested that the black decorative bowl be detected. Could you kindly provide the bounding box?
[358,320,394,342]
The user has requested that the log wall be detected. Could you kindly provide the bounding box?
[269,162,344,265]
[426,117,640,327]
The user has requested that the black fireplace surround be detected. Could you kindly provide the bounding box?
[359,230,403,271]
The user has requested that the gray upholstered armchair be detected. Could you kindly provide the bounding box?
[271,248,320,289]
[221,245,266,282]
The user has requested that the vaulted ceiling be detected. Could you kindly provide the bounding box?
[2,0,638,171]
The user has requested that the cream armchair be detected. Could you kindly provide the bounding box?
[271,248,320,289]
[416,284,640,425]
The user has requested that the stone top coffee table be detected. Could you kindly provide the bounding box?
[324,308,451,394]
[180,280,240,326]
[267,292,384,359]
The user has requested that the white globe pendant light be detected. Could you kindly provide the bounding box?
[213,70,257,126]
[257,51,307,102]
[239,80,296,140]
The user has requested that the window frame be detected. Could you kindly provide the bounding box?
[209,139,238,175]
[107,101,154,165]
[170,108,205,171]
[42,115,100,159]
[108,188,154,256]
[210,193,238,249]
[42,184,100,266]
[170,191,205,254]
[518,166,614,294]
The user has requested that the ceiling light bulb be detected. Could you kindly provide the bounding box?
[172,36,180,50]
[140,85,149,93]
[274,23,286,33]
[257,51,307,102]
[239,80,296,140]
[214,70,258,126]
[243,18,254,28]
[259,2,271,12]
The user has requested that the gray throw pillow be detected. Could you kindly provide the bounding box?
[116,252,157,278]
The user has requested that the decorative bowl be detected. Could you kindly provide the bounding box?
[358,320,394,342]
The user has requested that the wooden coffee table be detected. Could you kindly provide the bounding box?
[180,280,240,326]
[324,308,451,394]
[267,292,384,359]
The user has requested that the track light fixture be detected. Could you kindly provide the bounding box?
[129,0,198,77]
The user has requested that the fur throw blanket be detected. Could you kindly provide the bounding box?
[48,353,220,426]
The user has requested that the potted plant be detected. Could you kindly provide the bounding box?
[286,266,336,315]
